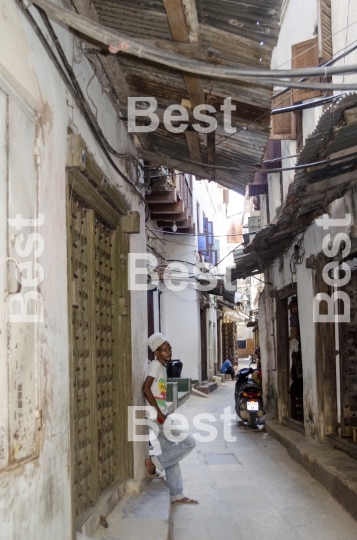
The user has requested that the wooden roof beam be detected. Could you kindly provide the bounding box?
[163,0,204,164]
[162,0,205,108]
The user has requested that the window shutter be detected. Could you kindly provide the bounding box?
[291,37,321,103]
[319,0,332,61]
[271,90,297,139]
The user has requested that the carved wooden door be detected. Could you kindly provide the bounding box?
[68,196,119,517]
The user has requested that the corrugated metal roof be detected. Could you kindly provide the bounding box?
[92,0,283,193]
[232,93,357,279]
[296,93,357,173]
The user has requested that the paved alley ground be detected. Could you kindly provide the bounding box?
[172,383,357,540]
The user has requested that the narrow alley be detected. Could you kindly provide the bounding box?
[2,1,357,538]
[172,385,357,540]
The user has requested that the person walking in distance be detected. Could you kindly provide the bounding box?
[143,332,198,504]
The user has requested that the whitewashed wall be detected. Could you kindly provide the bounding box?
[271,0,318,71]
[157,178,230,381]
[269,0,324,218]
[331,0,357,88]
[0,3,147,539]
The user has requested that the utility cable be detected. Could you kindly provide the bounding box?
[273,41,357,100]
[145,227,243,238]
[17,0,150,220]
[23,0,357,206]
[271,93,345,115]
[29,0,357,179]
[30,0,357,83]
[193,40,357,170]
[26,0,357,180]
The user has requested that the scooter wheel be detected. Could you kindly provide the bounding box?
[248,412,257,428]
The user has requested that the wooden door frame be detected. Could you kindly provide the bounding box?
[200,306,208,381]
[66,134,135,533]
[271,283,297,422]
[147,290,155,361]
[312,259,337,441]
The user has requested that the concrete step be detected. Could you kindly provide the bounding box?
[83,480,171,540]
[178,390,190,406]
[194,382,218,395]
[266,419,357,522]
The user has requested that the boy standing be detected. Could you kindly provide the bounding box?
[142,332,198,504]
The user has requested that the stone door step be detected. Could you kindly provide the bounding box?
[266,419,357,522]
[194,382,218,394]
[78,481,171,540]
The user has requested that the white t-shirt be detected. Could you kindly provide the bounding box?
[145,359,167,415]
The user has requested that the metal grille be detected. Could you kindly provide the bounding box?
[340,271,357,437]
[70,200,95,516]
[94,220,116,491]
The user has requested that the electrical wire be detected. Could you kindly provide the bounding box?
[147,228,243,272]
[31,0,357,83]
[208,242,244,271]
[143,147,357,174]
[27,0,357,184]
[343,0,352,84]
[16,0,150,220]
[271,93,345,115]
[234,78,357,91]
[290,235,305,276]
[160,287,200,303]
[146,227,243,239]
[170,40,357,174]
[25,0,357,211]
[256,151,357,174]
[38,8,140,167]
[273,41,357,100]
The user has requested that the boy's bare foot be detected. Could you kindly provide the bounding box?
[145,457,156,476]
[145,457,165,479]
[172,497,198,504]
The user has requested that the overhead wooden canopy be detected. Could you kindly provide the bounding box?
[72,0,283,194]
[231,94,357,280]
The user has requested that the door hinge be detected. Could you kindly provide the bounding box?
[35,409,43,430]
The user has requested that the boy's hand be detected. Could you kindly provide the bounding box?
[157,410,167,425]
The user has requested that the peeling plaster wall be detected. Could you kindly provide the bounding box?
[0,2,146,539]
[159,235,201,381]
[259,283,278,418]
[267,172,282,220]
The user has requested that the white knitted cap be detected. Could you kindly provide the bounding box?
[148,332,168,352]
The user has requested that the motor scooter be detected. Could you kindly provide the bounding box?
[234,363,254,404]
[234,362,264,428]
